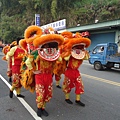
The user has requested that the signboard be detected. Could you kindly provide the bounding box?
[35,14,40,26]
[41,19,66,31]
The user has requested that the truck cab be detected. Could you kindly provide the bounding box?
[89,43,120,70]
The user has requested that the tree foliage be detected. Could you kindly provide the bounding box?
[0,0,120,43]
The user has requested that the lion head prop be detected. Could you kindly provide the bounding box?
[33,27,64,61]
[19,25,42,53]
[2,41,17,60]
[61,31,91,60]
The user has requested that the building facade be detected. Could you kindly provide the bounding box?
[59,19,120,51]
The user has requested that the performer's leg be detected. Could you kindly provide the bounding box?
[55,74,61,89]
[56,80,61,88]
[41,102,49,116]
[9,77,12,82]
[75,76,85,107]
[15,87,25,98]
[75,94,85,106]
[65,93,73,104]
[36,84,46,117]
[7,70,12,82]
[63,76,73,104]
[9,73,24,98]
[9,86,14,98]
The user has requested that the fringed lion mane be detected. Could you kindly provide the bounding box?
[60,31,91,58]
[19,39,27,52]
[2,41,17,61]
[33,34,64,47]
[24,25,42,43]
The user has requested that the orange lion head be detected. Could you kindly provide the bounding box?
[33,27,64,61]
[19,25,43,53]
[61,31,91,60]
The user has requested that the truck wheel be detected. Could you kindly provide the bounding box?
[94,62,102,70]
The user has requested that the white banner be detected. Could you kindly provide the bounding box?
[41,19,66,31]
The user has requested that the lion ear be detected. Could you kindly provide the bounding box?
[61,31,73,38]
[10,41,17,46]
[24,25,42,39]
[19,39,27,51]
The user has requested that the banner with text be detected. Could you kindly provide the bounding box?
[41,19,66,31]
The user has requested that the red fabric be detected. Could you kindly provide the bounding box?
[10,58,12,69]
[35,73,53,102]
[65,68,80,88]
[55,74,61,81]
[35,73,52,84]
[35,59,55,108]
[12,65,21,74]
[10,47,24,89]
[12,65,22,88]
[14,47,25,65]
[63,56,84,94]
[67,57,83,69]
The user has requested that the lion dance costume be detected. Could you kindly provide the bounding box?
[6,37,25,98]
[61,31,91,106]
[20,26,64,117]
[2,41,17,82]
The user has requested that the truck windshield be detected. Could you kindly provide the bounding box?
[92,46,104,53]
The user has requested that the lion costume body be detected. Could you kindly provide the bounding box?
[20,26,64,117]
[61,31,91,106]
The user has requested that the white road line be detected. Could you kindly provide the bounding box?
[0,74,42,120]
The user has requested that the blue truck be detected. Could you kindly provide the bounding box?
[89,42,120,70]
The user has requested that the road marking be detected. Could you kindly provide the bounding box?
[0,74,42,120]
[81,73,120,86]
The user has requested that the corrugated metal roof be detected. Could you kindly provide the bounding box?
[58,19,120,32]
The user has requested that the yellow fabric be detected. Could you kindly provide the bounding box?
[10,86,14,91]
[42,102,46,109]
[7,57,11,71]
[76,94,80,101]
[21,69,35,93]
[10,86,20,94]
[25,56,34,70]
[65,93,70,99]
[58,56,62,62]
[8,46,17,57]
[83,51,90,60]
[6,53,9,61]
[64,55,70,61]
[7,46,17,65]
[15,88,21,95]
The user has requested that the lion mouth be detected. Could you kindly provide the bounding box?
[71,44,86,59]
[37,42,60,61]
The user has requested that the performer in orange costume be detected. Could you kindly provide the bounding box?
[53,31,73,88]
[62,32,91,106]
[7,37,25,98]
[25,27,64,117]
[19,25,43,93]
[2,41,17,82]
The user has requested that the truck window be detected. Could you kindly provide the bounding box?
[108,46,114,51]
[107,46,116,55]
[92,46,104,54]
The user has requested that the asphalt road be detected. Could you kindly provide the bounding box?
[0,55,120,120]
